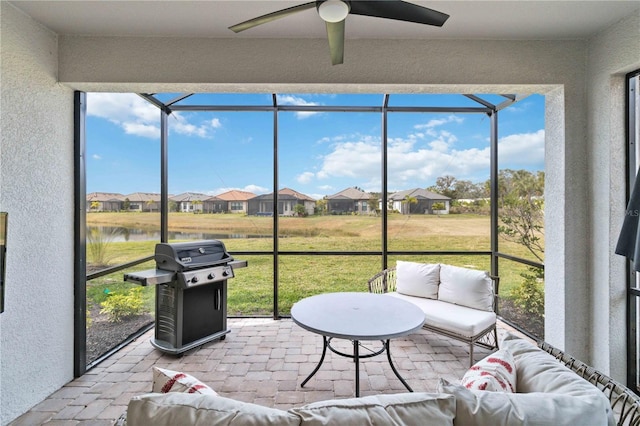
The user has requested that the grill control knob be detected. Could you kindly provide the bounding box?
[207,273,215,280]
[222,269,230,277]
[191,276,199,284]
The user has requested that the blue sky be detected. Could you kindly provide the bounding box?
[86,93,544,200]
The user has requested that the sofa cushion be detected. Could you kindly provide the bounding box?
[290,392,455,426]
[127,393,301,426]
[501,333,608,395]
[152,367,217,395]
[438,264,494,311]
[500,333,615,425]
[395,261,440,299]
[438,379,613,426]
[387,292,496,337]
[461,349,516,392]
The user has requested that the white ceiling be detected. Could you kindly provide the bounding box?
[10,1,640,40]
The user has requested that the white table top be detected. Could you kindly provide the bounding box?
[291,292,426,340]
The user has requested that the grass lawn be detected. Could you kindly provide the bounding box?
[86,212,543,317]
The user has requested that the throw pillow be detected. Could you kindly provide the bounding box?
[438,264,494,311]
[460,349,516,392]
[152,367,217,395]
[395,261,440,299]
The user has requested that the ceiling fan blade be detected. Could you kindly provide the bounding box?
[325,20,345,65]
[229,2,316,33]
[349,0,449,27]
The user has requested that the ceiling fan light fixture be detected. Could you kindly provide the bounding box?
[317,0,350,23]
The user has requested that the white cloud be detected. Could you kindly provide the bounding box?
[243,184,270,194]
[276,94,322,119]
[315,128,544,189]
[122,122,160,139]
[92,154,102,160]
[87,93,222,139]
[170,113,210,138]
[207,184,270,196]
[498,129,545,166]
[414,115,464,130]
[87,93,160,138]
[296,171,315,184]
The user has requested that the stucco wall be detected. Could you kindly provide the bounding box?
[587,10,640,380]
[0,3,75,424]
[1,1,639,422]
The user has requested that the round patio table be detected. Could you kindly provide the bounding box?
[291,292,425,397]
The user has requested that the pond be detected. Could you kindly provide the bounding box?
[86,226,271,242]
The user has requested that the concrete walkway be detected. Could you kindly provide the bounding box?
[9,318,526,425]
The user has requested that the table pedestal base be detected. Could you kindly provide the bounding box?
[300,336,413,397]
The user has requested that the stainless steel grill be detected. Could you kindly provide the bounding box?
[124,240,246,355]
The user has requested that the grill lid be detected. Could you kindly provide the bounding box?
[155,240,233,272]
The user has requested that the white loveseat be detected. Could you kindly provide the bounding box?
[121,333,622,426]
[368,261,499,366]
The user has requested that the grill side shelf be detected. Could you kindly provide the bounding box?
[229,259,248,269]
[124,269,175,286]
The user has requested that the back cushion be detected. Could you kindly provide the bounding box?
[437,379,613,426]
[438,264,493,311]
[127,393,301,426]
[290,392,455,426]
[395,261,440,299]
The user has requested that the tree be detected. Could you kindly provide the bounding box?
[122,198,130,211]
[367,194,380,216]
[497,169,545,262]
[402,195,418,217]
[429,175,457,198]
[293,203,306,217]
[315,198,327,215]
[496,169,545,329]
[90,201,100,211]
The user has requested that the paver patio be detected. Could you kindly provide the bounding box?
[9,318,529,425]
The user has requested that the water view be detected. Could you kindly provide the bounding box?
[87,226,271,243]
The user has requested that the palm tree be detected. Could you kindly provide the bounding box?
[402,195,418,217]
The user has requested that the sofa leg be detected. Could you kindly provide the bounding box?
[469,342,474,367]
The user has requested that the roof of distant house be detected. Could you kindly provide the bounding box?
[86,192,125,201]
[326,187,371,201]
[170,192,208,202]
[389,188,451,201]
[215,190,256,201]
[125,192,163,202]
[252,188,316,201]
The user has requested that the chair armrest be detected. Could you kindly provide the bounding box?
[368,268,396,294]
[489,274,500,314]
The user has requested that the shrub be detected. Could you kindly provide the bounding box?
[509,267,544,317]
[100,287,145,322]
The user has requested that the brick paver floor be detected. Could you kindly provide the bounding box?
[9,318,528,425]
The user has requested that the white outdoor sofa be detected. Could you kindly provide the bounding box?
[368,261,499,366]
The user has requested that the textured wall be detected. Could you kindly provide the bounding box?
[0,3,75,424]
[587,10,640,380]
[1,2,639,423]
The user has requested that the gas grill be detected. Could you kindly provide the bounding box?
[124,240,247,355]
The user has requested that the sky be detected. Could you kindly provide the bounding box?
[86,93,545,200]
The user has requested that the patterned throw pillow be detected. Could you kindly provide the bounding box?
[460,349,516,392]
[152,367,218,395]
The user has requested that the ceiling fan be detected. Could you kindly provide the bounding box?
[229,0,449,66]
